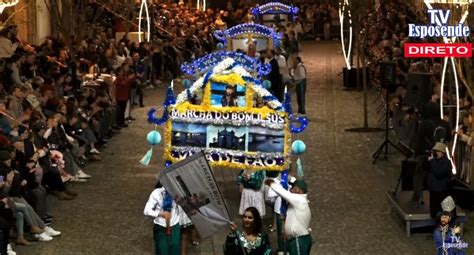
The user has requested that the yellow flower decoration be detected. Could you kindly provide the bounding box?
[211,73,246,86]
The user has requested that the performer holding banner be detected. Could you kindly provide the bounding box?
[144,181,189,255]
[158,152,232,239]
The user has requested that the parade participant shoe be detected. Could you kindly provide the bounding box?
[44,226,61,237]
[77,170,91,179]
[45,215,54,220]
[192,241,200,246]
[35,232,53,241]
[15,236,31,246]
[7,243,16,254]
[31,225,44,234]
[112,125,122,131]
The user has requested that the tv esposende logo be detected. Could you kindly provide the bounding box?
[405,9,472,58]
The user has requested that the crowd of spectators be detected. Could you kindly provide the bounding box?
[297,2,340,40]
[359,0,465,134]
[360,0,474,230]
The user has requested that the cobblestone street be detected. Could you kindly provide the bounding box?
[15,41,474,254]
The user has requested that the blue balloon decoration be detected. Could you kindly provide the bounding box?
[263,80,271,89]
[291,140,306,155]
[182,79,192,88]
[217,43,225,49]
[147,131,162,146]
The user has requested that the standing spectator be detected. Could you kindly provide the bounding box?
[267,50,283,102]
[114,67,132,128]
[265,179,312,255]
[287,32,299,69]
[412,99,451,207]
[0,26,18,59]
[8,86,23,119]
[275,48,291,86]
[427,143,453,219]
[10,55,26,88]
[292,57,307,115]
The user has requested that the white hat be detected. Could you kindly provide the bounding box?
[441,196,455,212]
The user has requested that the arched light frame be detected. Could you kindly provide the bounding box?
[338,0,352,70]
[138,0,150,42]
[424,0,471,174]
[0,0,19,14]
[251,2,299,17]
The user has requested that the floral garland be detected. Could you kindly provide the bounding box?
[166,57,291,171]
[211,73,246,86]
[175,58,283,111]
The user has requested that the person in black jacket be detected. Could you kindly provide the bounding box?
[13,137,53,224]
[267,49,283,102]
[427,142,452,219]
[28,121,76,200]
[0,196,13,254]
[412,95,452,206]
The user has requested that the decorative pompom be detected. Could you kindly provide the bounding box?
[147,130,162,146]
[262,80,271,89]
[291,140,306,155]
[182,79,192,88]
